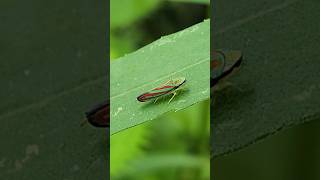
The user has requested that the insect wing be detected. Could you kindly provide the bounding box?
[211,50,242,87]
[211,50,225,80]
[137,77,186,102]
[137,85,174,102]
[223,50,242,74]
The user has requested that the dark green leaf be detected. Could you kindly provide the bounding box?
[0,1,108,179]
[212,0,320,157]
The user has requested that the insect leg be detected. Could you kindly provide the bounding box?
[168,92,177,104]
[154,97,159,103]
[80,118,88,127]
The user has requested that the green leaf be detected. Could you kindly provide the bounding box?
[111,20,210,135]
[0,1,107,178]
[212,0,320,157]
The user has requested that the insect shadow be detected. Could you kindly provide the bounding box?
[211,84,254,120]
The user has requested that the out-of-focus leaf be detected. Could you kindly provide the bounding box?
[111,20,210,135]
[212,0,320,157]
[110,32,139,60]
[113,154,209,179]
[111,0,161,29]
[110,125,148,176]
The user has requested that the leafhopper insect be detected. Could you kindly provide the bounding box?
[81,101,109,128]
[137,77,186,104]
[211,50,242,88]
[210,50,243,105]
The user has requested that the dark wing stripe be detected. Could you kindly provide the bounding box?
[154,85,175,90]
[137,91,171,102]
[143,91,170,98]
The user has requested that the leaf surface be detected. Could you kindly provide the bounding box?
[212,0,320,157]
[111,20,210,135]
[0,1,108,178]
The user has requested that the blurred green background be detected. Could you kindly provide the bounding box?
[213,120,320,180]
[110,0,210,179]
[110,0,209,60]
